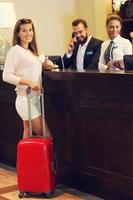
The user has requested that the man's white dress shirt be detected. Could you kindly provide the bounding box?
[66,35,92,70]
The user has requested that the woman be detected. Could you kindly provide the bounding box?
[3,18,53,138]
[98,14,132,71]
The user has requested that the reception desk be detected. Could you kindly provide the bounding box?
[1,69,133,199]
[42,70,133,199]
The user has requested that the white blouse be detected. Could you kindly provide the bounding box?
[3,45,43,95]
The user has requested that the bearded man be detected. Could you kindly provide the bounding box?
[63,18,103,70]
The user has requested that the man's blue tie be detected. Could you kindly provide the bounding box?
[104,41,114,64]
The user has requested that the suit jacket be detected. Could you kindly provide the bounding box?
[63,37,103,70]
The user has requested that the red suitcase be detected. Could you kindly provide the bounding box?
[17,88,56,198]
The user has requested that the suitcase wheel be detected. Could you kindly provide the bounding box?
[18,192,25,198]
[45,191,54,198]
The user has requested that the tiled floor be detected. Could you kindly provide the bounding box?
[0,162,104,200]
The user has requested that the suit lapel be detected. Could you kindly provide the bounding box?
[83,37,94,68]
[84,37,94,57]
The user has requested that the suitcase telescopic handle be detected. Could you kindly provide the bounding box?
[26,87,32,137]
[26,87,46,137]
[40,87,46,137]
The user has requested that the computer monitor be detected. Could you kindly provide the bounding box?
[124,55,133,71]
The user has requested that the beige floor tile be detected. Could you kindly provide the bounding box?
[0,169,17,188]
[0,163,104,200]
[1,191,86,200]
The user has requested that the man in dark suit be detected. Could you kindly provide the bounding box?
[63,19,103,70]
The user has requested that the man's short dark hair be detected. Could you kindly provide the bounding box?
[72,19,88,28]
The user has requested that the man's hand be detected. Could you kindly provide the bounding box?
[67,37,77,54]
[107,60,124,71]
[107,61,115,70]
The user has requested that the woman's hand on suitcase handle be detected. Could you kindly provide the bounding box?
[29,81,41,91]
[19,79,41,91]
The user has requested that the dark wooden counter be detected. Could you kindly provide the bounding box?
[1,69,133,199]
[42,70,133,199]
